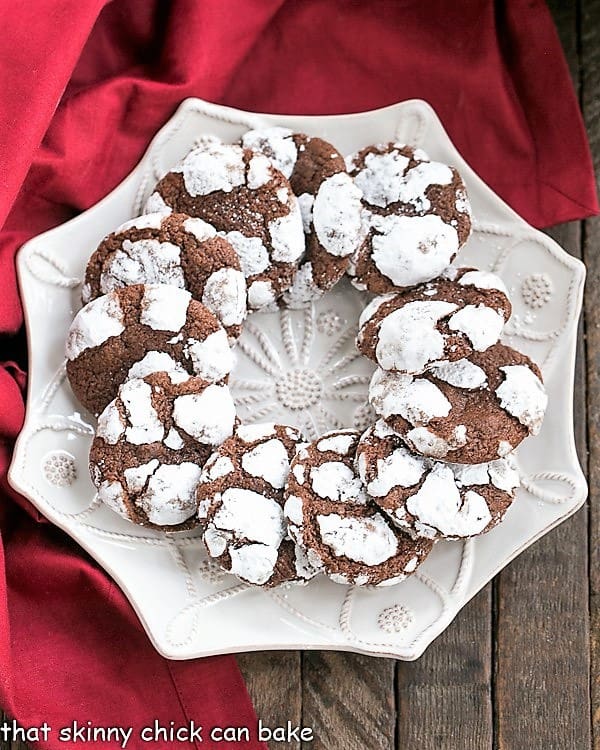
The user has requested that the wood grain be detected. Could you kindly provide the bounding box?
[397,587,493,749]
[237,652,301,750]
[301,651,395,750]
[581,1,600,747]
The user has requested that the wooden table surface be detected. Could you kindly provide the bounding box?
[1,1,597,748]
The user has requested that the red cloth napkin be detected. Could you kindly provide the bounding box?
[0,1,596,748]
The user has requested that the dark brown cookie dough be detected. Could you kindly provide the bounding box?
[197,422,317,587]
[144,139,305,310]
[89,371,237,530]
[345,143,472,294]
[357,267,512,373]
[82,212,247,340]
[241,128,364,306]
[356,420,519,540]
[66,284,234,415]
[283,429,433,586]
[368,343,548,463]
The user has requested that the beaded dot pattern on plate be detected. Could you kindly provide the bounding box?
[521,272,553,309]
[378,604,414,633]
[197,559,228,585]
[275,368,324,410]
[352,402,377,431]
[42,451,77,487]
[316,309,345,336]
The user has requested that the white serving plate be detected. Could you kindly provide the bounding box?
[9,98,586,661]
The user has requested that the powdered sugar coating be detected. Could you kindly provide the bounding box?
[368,213,459,287]
[406,467,492,538]
[352,149,411,208]
[203,486,287,586]
[247,279,276,308]
[241,127,297,178]
[310,462,368,504]
[448,304,506,352]
[180,141,246,196]
[66,294,124,360]
[201,267,246,328]
[236,423,278,443]
[96,401,126,445]
[359,440,426,498]
[316,433,356,454]
[224,231,270,277]
[317,513,398,565]
[97,481,128,517]
[358,293,394,329]
[172,384,236,445]
[241,439,291,489]
[99,239,185,294]
[312,172,364,258]
[281,263,321,308]
[182,216,217,242]
[140,285,191,332]
[182,328,234,383]
[247,154,274,190]
[115,213,164,232]
[373,300,458,372]
[268,202,305,264]
[459,270,509,295]
[211,488,286,548]
[138,463,202,526]
[117,379,163,444]
[496,365,548,434]
[126,351,187,381]
[144,191,171,215]
[369,368,451,424]
[404,426,467,459]
[429,359,488,389]
[297,193,315,233]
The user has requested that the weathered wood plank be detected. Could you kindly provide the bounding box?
[301,651,395,750]
[237,651,302,750]
[397,587,493,749]
[581,1,600,747]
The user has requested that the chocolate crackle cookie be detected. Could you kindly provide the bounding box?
[197,422,318,587]
[89,372,237,530]
[145,139,304,310]
[356,267,511,373]
[356,420,520,540]
[82,212,247,340]
[345,143,471,294]
[66,284,234,415]
[283,429,433,586]
[368,343,548,463]
[241,127,364,307]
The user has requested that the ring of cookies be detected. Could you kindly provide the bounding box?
[66,127,548,589]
